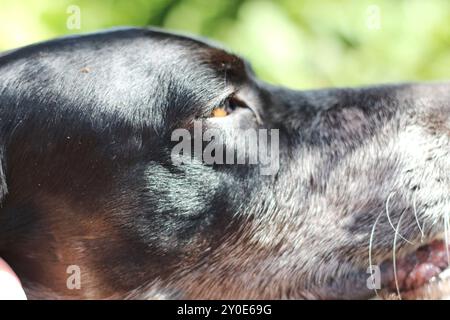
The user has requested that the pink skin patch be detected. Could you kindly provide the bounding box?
[0,258,27,300]
[381,240,450,293]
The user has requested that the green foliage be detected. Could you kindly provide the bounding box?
[1,0,449,88]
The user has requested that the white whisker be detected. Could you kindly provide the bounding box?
[412,181,425,242]
[386,191,413,245]
[444,212,450,266]
[393,210,407,300]
[369,211,383,298]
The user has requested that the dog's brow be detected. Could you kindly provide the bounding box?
[202,48,249,84]
[205,87,235,109]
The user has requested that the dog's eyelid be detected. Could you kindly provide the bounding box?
[209,95,246,118]
[227,93,263,124]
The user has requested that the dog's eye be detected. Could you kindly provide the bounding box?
[210,96,247,118]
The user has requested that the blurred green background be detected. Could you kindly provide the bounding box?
[0,0,449,89]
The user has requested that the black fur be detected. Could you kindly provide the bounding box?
[0,27,449,299]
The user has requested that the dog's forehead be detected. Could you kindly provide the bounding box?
[0,28,250,121]
[0,28,257,145]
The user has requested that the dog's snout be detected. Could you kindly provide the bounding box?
[265,83,450,140]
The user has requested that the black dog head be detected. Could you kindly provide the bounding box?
[0,27,449,299]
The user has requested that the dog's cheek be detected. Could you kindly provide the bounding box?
[6,196,141,299]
